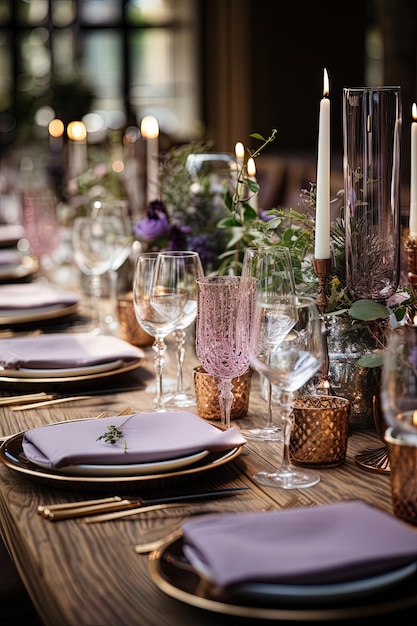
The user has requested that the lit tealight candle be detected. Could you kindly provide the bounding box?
[410,103,417,237]
[140,115,159,204]
[314,68,331,259]
[247,157,258,212]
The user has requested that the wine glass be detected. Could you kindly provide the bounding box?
[91,200,133,334]
[249,295,324,488]
[72,215,121,333]
[157,251,204,407]
[133,251,200,411]
[381,323,417,437]
[239,246,296,441]
[195,275,257,430]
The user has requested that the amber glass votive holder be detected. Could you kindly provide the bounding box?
[385,427,417,526]
[290,395,351,468]
[193,366,252,421]
[117,293,153,347]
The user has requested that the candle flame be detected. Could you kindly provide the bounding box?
[247,157,256,177]
[235,141,245,160]
[323,68,329,97]
[140,115,159,139]
[413,410,417,427]
[48,118,64,138]
[67,121,87,142]
[413,103,417,121]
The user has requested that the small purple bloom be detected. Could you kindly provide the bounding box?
[133,201,170,243]
[259,209,274,222]
[167,224,190,250]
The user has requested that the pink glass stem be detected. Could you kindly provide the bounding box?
[217,377,234,430]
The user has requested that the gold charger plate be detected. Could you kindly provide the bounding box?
[0,430,243,492]
[148,535,417,621]
[0,358,142,385]
[0,301,79,326]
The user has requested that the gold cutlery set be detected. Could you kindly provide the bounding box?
[37,488,250,522]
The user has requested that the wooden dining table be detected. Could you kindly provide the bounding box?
[0,324,417,625]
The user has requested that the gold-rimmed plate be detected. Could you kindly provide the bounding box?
[0,301,79,326]
[0,430,243,492]
[0,358,143,385]
[148,535,417,621]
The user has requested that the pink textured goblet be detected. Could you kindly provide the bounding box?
[196,276,256,429]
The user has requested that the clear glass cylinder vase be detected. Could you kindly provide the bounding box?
[343,86,402,303]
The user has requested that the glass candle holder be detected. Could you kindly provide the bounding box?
[343,86,402,302]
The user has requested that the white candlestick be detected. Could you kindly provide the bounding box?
[247,157,258,212]
[235,141,245,198]
[140,116,159,204]
[314,68,331,259]
[67,121,87,178]
[410,103,417,237]
[235,141,244,166]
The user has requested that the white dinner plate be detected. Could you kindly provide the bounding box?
[31,449,210,477]
[232,561,417,604]
[0,359,123,379]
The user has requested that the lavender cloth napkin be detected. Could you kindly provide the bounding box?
[0,332,144,370]
[0,283,79,310]
[0,250,21,267]
[22,411,246,468]
[181,501,417,588]
[0,225,25,245]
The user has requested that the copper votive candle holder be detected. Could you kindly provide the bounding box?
[193,366,252,421]
[290,395,351,468]
[117,293,154,347]
[385,426,417,526]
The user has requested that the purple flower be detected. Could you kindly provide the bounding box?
[167,224,190,250]
[133,201,170,243]
[189,234,218,269]
[259,209,274,222]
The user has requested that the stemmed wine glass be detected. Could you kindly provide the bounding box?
[239,246,296,441]
[133,251,201,411]
[158,251,204,407]
[249,294,324,488]
[72,215,121,333]
[381,323,417,438]
[91,200,133,334]
[195,275,257,429]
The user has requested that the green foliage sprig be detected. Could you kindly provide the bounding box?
[97,425,128,453]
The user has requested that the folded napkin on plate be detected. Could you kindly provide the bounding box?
[0,283,79,311]
[0,332,144,370]
[181,501,417,588]
[22,411,246,468]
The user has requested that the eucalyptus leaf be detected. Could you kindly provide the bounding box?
[348,299,390,321]
[357,353,384,368]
